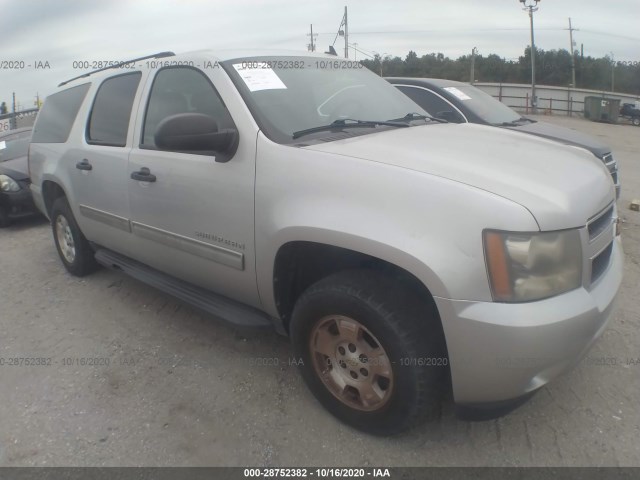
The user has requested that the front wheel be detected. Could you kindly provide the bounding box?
[51,197,100,276]
[290,270,447,435]
[632,117,640,127]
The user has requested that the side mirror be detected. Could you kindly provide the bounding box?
[436,111,462,123]
[154,113,238,162]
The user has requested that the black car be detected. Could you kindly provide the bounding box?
[387,77,620,198]
[619,103,640,126]
[0,127,38,227]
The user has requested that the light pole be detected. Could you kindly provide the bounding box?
[519,0,540,113]
[470,47,478,84]
[374,52,389,76]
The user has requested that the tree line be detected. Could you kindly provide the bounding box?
[361,47,640,95]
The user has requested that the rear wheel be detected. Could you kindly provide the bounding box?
[632,117,640,127]
[290,270,447,435]
[51,197,99,276]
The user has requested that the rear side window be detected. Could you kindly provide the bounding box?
[87,72,142,146]
[31,83,90,143]
[396,86,465,123]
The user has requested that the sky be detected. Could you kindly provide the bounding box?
[1,0,638,110]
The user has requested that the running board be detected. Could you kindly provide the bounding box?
[94,249,273,329]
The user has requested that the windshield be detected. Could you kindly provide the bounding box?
[0,130,31,162]
[442,85,521,125]
[222,56,430,144]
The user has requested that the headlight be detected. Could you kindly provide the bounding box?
[0,174,21,192]
[483,229,582,302]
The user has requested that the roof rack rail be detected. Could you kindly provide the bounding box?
[58,51,176,87]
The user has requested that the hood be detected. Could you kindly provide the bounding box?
[304,123,614,231]
[504,120,610,158]
[0,155,29,181]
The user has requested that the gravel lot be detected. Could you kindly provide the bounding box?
[0,114,638,467]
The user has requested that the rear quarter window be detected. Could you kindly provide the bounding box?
[87,72,142,146]
[31,83,91,143]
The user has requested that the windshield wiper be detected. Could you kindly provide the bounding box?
[388,112,448,124]
[496,117,536,126]
[292,118,408,139]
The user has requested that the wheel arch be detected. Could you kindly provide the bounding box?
[271,239,447,337]
[41,179,69,219]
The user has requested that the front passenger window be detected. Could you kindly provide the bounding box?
[142,67,235,149]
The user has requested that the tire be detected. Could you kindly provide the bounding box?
[290,269,447,435]
[0,205,11,228]
[633,117,640,127]
[50,197,99,276]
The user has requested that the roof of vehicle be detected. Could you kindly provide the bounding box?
[57,49,342,89]
[0,127,32,139]
[191,48,342,61]
[385,77,470,89]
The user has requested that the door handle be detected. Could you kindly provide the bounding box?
[76,159,92,171]
[130,167,157,182]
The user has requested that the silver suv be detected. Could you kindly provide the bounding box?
[28,50,623,435]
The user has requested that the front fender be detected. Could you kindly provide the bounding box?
[254,133,539,318]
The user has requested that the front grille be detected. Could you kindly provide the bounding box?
[591,242,613,283]
[587,204,614,241]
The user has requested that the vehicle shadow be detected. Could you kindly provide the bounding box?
[3,214,48,232]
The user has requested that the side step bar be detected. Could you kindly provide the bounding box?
[94,248,274,329]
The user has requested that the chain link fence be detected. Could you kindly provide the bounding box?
[0,108,39,133]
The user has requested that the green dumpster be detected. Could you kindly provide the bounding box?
[584,96,620,123]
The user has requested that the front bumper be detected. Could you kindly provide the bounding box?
[435,237,623,410]
[0,181,37,219]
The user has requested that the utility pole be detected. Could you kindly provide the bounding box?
[307,24,317,52]
[335,6,349,58]
[352,43,358,60]
[11,92,16,130]
[610,52,615,92]
[519,0,540,113]
[344,6,348,58]
[470,47,477,84]
[567,18,577,87]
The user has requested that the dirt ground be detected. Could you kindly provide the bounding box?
[0,114,638,467]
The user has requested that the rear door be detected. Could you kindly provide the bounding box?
[126,66,260,307]
[71,72,143,256]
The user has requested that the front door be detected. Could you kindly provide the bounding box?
[127,66,260,307]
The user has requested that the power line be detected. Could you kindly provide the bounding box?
[316,27,640,40]
[316,27,568,36]
[348,43,375,59]
[578,29,640,41]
